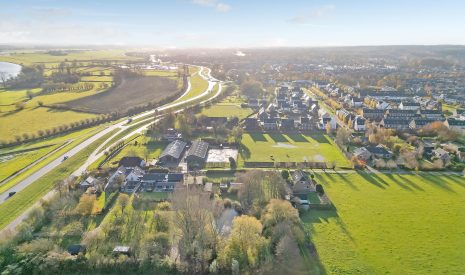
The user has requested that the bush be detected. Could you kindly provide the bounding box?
[315,184,324,195]
[281,170,290,181]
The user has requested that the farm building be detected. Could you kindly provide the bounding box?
[159,140,187,163]
[185,140,209,170]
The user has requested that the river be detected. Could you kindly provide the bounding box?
[0,62,22,80]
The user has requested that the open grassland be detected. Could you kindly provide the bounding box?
[202,103,253,119]
[144,69,178,78]
[64,76,179,114]
[0,50,137,66]
[240,133,350,167]
[302,172,465,274]
[0,107,98,142]
[173,69,208,103]
[0,130,117,230]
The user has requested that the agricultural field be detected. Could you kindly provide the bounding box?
[0,50,136,66]
[63,76,180,113]
[240,133,351,168]
[303,172,465,274]
[0,107,99,142]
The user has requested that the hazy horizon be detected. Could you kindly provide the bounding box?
[2,0,465,47]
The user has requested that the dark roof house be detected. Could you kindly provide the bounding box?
[119,157,145,168]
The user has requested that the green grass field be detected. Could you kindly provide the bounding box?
[173,68,208,103]
[240,133,350,167]
[201,103,253,119]
[302,172,465,274]
[0,107,98,142]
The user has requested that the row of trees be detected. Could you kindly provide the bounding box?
[0,115,113,147]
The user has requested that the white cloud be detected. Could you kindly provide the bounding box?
[288,4,335,24]
[191,0,231,12]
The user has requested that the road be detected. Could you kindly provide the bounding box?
[0,65,223,232]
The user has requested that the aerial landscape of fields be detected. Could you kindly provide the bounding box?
[1,0,465,274]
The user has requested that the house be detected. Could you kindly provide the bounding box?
[422,141,436,158]
[141,172,184,192]
[243,118,259,131]
[299,116,313,131]
[376,100,391,110]
[106,166,145,192]
[409,118,442,130]
[280,118,295,130]
[350,97,363,108]
[79,176,99,189]
[353,147,371,161]
[123,180,141,193]
[163,128,182,141]
[158,140,187,163]
[67,244,86,256]
[433,148,451,163]
[420,109,444,119]
[185,140,209,170]
[262,118,279,131]
[399,102,421,111]
[362,108,385,121]
[385,109,419,119]
[444,119,465,131]
[320,116,337,130]
[291,170,315,195]
[113,246,131,256]
[365,145,393,159]
[119,156,145,168]
[380,118,411,130]
[353,116,366,131]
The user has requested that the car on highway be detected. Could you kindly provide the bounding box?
[62,156,69,162]
[5,192,16,200]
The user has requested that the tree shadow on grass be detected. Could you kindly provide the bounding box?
[417,173,456,193]
[384,174,413,191]
[441,174,465,188]
[239,143,251,159]
[309,134,331,144]
[357,171,387,189]
[268,132,289,143]
[315,172,359,191]
[397,174,425,191]
[287,133,309,143]
[249,132,267,142]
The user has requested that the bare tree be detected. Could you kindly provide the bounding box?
[172,185,217,273]
[0,71,7,89]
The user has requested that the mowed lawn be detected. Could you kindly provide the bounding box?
[240,133,350,167]
[202,104,253,119]
[303,172,465,274]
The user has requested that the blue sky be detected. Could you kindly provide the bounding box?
[1,0,465,47]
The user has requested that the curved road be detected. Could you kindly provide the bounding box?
[1,65,223,232]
